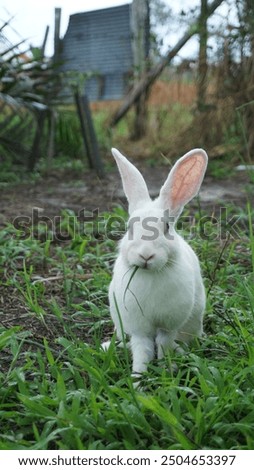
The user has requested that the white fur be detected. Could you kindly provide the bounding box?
[107,148,208,376]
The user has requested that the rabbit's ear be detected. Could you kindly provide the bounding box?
[112,148,150,214]
[158,149,208,218]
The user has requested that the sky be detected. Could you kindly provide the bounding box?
[1,0,229,59]
[2,1,131,52]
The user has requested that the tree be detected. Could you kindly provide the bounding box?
[110,0,224,128]
[131,0,173,140]
[131,0,150,140]
[197,0,208,110]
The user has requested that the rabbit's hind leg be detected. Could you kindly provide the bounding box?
[156,329,182,359]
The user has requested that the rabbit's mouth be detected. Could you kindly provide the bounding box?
[139,264,151,270]
[140,261,153,270]
[133,262,151,270]
[135,259,155,270]
[136,257,174,272]
[134,260,162,272]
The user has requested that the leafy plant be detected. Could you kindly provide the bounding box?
[0,17,60,168]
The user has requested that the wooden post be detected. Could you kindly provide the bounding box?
[47,109,56,165]
[28,110,46,172]
[74,92,105,178]
[54,8,62,62]
[41,25,49,58]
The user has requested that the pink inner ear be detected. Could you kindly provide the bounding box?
[171,154,205,210]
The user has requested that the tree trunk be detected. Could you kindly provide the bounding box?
[197,0,208,110]
[131,0,150,140]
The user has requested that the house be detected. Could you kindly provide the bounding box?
[58,4,134,101]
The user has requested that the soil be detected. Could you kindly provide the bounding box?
[0,164,251,225]
[0,162,252,361]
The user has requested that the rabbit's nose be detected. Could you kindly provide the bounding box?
[139,254,155,262]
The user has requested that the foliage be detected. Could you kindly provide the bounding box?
[54,108,83,159]
[199,0,254,155]
[0,17,60,167]
[0,201,253,449]
[0,18,111,171]
[147,0,254,157]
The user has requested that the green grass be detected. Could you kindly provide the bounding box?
[0,100,249,185]
[0,204,253,450]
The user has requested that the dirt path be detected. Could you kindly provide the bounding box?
[0,165,251,225]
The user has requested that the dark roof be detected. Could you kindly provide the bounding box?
[59,4,133,101]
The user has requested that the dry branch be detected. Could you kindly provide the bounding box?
[32,273,92,285]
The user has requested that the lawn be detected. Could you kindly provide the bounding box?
[0,198,253,450]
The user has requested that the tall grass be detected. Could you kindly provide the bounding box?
[0,203,253,450]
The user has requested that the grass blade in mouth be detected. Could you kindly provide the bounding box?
[123,266,144,316]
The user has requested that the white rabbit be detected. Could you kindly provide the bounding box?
[107,147,208,377]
